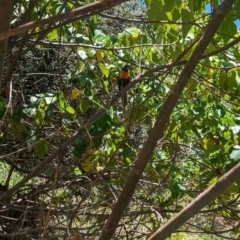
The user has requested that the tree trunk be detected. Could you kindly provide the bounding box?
[0,0,14,89]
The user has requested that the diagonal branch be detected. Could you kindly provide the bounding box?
[0,0,130,41]
[148,161,240,240]
[98,0,236,239]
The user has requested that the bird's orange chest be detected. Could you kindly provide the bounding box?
[119,71,129,80]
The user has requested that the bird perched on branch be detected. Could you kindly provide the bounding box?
[111,64,131,108]
[117,64,130,108]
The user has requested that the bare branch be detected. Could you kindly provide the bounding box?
[149,162,240,240]
[0,0,130,41]
[98,0,236,239]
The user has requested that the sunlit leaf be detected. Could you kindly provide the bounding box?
[125,27,140,38]
[58,90,67,111]
[81,153,98,173]
[47,29,58,41]
[45,95,57,104]
[201,138,215,157]
[74,61,85,74]
[34,109,45,125]
[77,50,87,60]
[39,99,46,108]
[99,63,109,77]
[230,148,240,162]
[208,176,218,186]
[96,49,104,62]
[66,105,75,115]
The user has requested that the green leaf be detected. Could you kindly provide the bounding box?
[221,60,235,69]
[58,90,67,111]
[109,35,118,44]
[30,96,39,104]
[172,7,180,21]
[170,182,186,198]
[201,137,215,157]
[39,99,46,108]
[79,99,90,113]
[172,182,186,192]
[126,27,140,39]
[46,104,55,118]
[77,50,87,60]
[236,0,240,8]
[219,18,237,44]
[181,9,192,39]
[119,142,133,159]
[30,93,57,105]
[212,0,219,6]
[230,148,240,162]
[208,176,218,186]
[93,114,112,132]
[21,126,30,141]
[99,63,110,77]
[47,29,58,41]
[9,108,26,123]
[95,32,110,46]
[74,139,87,158]
[45,95,57,104]
[148,0,167,21]
[192,0,203,11]
[33,139,50,158]
[164,0,175,12]
[30,11,38,21]
[34,109,45,125]
[218,71,230,91]
[66,105,75,115]
[81,153,98,173]
[0,97,6,112]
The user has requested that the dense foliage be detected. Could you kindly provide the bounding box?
[1,0,240,239]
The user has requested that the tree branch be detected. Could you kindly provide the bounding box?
[149,161,240,240]
[0,0,14,88]
[98,0,236,239]
[0,0,130,41]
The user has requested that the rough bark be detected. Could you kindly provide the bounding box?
[98,0,236,239]
[0,0,14,88]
